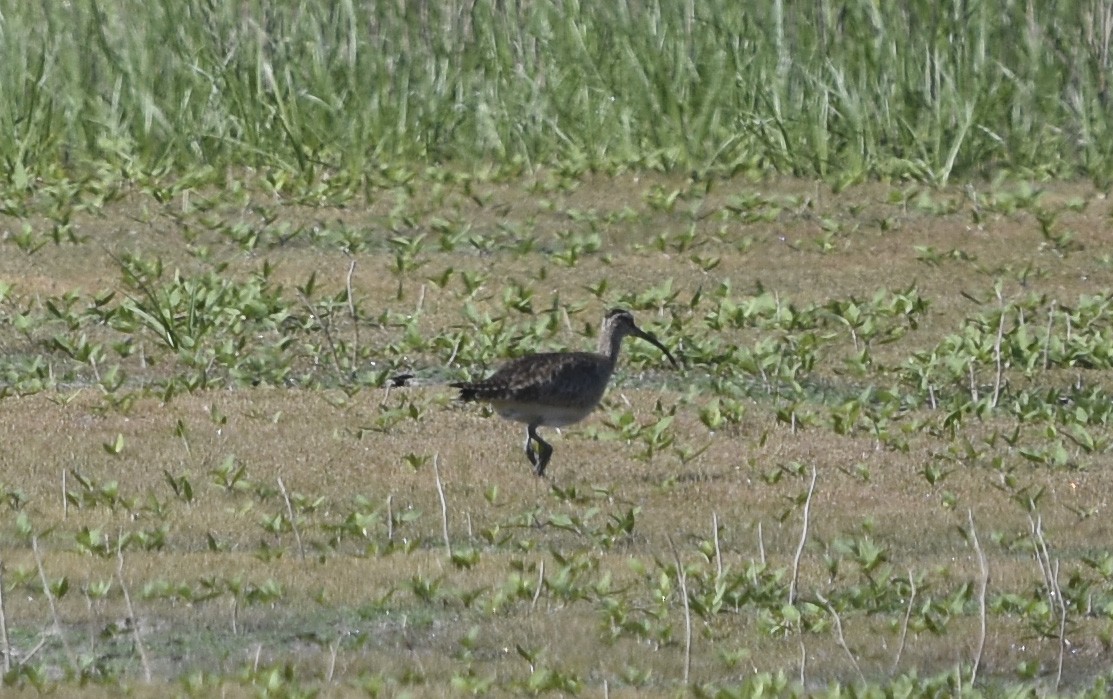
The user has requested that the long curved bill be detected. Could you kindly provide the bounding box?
[632,327,679,368]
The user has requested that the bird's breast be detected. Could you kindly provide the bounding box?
[492,401,597,427]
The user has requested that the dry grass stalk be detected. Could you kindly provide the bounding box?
[1052,559,1067,691]
[967,509,989,686]
[817,592,863,683]
[345,259,360,368]
[116,536,152,682]
[667,535,692,685]
[278,475,306,560]
[789,466,818,605]
[712,511,723,579]
[530,559,545,611]
[0,560,10,673]
[433,454,452,556]
[31,535,76,672]
[891,568,916,673]
[298,289,343,378]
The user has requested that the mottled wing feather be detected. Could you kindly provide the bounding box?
[451,352,612,409]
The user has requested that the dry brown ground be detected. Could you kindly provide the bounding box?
[1,174,1111,694]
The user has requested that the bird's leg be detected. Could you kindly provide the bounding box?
[523,428,538,469]
[534,439,554,477]
[528,424,553,477]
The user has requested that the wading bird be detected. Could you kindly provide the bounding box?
[450,309,678,476]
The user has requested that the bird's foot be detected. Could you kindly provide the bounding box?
[533,441,554,477]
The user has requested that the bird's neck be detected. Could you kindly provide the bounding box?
[597,328,625,365]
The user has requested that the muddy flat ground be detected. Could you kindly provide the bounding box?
[1,175,1111,694]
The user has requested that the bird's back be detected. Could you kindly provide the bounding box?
[451,351,613,410]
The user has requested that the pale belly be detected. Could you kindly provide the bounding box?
[492,401,596,427]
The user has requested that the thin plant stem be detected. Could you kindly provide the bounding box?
[298,290,344,379]
[992,308,1005,408]
[712,511,722,579]
[277,476,305,561]
[1053,559,1067,691]
[326,636,340,685]
[798,636,806,688]
[789,466,818,606]
[1029,514,1056,608]
[530,559,545,611]
[0,560,10,674]
[433,454,451,557]
[386,494,394,542]
[31,536,76,672]
[891,568,916,673]
[345,258,360,370]
[1043,302,1056,370]
[817,592,863,683]
[757,521,766,566]
[967,509,988,686]
[667,535,692,685]
[117,535,152,682]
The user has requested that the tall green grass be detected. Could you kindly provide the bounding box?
[1,0,1111,183]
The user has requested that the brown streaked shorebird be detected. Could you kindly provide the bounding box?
[450,309,679,477]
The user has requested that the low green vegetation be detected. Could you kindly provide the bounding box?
[2,171,1113,696]
[2,1,1113,696]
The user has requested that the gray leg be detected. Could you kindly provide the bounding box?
[528,424,553,477]
[523,429,538,468]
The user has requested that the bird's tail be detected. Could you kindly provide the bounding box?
[448,382,478,402]
[388,373,414,387]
